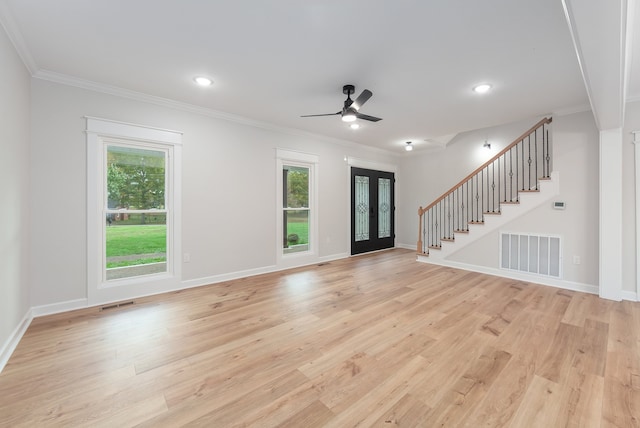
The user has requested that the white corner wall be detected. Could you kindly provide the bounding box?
[29,79,398,308]
[399,111,600,290]
[0,24,31,367]
[623,101,640,296]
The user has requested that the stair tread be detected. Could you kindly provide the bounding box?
[501,201,520,204]
[483,211,501,215]
[520,189,540,193]
[441,237,455,242]
[428,245,441,250]
[468,221,484,225]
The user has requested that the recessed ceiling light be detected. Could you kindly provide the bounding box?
[350,123,360,130]
[473,83,492,94]
[194,76,213,86]
[405,142,413,151]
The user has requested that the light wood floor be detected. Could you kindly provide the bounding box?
[1,249,639,427]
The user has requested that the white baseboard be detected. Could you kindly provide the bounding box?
[319,252,350,263]
[182,252,350,290]
[181,264,278,289]
[395,243,416,251]
[417,255,599,296]
[621,290,639,302]
[0,309,33,374]
[23,253,353,325]
[31,298,89,317]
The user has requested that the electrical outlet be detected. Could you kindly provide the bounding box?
[573,255,580,265]
[183,253,191,263]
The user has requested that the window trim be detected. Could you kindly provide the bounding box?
[276,149,319,266]
[87,117,182,306]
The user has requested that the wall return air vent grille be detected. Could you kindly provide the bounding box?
[500,233,561,278]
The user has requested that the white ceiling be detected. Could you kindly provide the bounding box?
[1,0,637,152]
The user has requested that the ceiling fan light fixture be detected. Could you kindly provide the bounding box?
[350,123,360,129]
[301,85,381,122]
[405,142,413,151]
[342,109,357,122]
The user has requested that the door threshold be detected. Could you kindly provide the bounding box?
[350,247,398,257]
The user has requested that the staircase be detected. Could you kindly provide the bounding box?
[417,117,556,260]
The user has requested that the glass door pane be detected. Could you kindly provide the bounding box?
[378,178,391,238]
[354,175,370,242]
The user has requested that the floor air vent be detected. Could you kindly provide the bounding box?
[500,233,561,278]
[101,301,135,311]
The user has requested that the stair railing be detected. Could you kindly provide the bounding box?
[417,117,552,255]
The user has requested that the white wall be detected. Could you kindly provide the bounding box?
[398,111,600,288]
[0,25,31,356]
[29,79,398,307]
[623,101,640,294]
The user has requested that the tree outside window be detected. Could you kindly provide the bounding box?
[105,145,168,280]
[283,165,310,253]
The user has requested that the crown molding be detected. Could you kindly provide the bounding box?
[552,103,593,117]
[0,1,37,73]
[552,96,639,117]
[561,0,599,129]
[33,69,399,158]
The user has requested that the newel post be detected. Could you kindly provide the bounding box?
[633,131,640,300]
[417,207,423,254]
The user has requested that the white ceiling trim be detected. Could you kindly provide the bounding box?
[424,134,458,149]
[0,0,36,73]
[624,0,636,104]
[562,0,628,131]
[34,69,399,158]
[552,103,592,117]
[561,0,599,129]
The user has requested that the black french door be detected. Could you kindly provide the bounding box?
[351,167,395,255]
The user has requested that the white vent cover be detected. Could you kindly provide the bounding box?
[500,233,561,278]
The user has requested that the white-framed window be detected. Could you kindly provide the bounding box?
[87,117,182,306]
[276,149,318,263]
[104,141,169,280]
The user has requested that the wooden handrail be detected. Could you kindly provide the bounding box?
[418,117,552,215]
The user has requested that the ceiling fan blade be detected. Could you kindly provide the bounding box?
[300,112,341,118]
[355,112,382,122]
[351,89,373,111]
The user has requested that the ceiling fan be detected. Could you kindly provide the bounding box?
[301,84,382,123]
